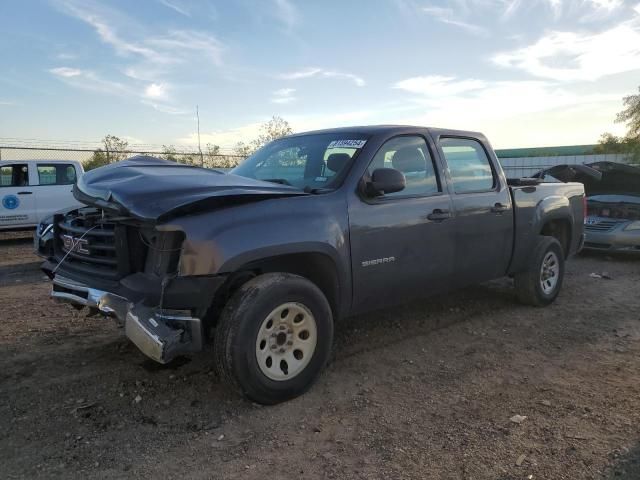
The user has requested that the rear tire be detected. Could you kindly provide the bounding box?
[514,236,565,307]
[214,273,333,405]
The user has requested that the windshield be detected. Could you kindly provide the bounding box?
[231,133,369,191]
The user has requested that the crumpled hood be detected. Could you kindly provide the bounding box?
[74,155,307,222]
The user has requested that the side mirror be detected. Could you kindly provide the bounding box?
[366,168,406,196]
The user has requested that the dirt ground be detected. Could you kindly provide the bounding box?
[1,231,640,480]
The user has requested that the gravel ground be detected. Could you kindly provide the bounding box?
[1,231,640,479]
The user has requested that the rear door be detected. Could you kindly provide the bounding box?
[33,162,80,222]
[0,162,37,228]
[436,136,513,285]
[348,134,455,313]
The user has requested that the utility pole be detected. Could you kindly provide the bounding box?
[196,105,204,167]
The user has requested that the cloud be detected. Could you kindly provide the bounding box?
[588,0,623,11]
[146,30,224,66]
[280,67,366,86]
[271,88,296,104]
[176,110,379,147]
[58,1,223,66]
[400,0,627,26]
[177,121,265,147]
[492,22,640,81]
[55,52,77,60]
[52,1,226,116]
[389,75,625,146]
[144,83,168,100]
[49,67,130,95]
[0,100,15,106]
[141,100,188,115]
[273,0,299,31]
[422,5,489,36]
[49,67,82,78]
[392,75,618,116]
[50,67,186,114]
[393,75,487,96]
[158,0,190,17]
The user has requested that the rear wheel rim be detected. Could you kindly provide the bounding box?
[255,302,318,381]
[540,251,560,295]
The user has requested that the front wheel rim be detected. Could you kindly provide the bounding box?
[255,302,318,381]
[540,251,560,295]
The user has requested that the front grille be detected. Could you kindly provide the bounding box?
[54,208,130,281]
[584,218,621,232]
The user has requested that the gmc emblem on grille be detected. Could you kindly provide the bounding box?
[61,234,90,255]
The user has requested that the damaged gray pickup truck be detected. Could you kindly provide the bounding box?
[43,126,586,404]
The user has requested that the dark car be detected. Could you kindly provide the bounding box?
[536,161,640,253]
[42,125,585,404]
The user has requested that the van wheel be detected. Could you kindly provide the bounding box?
[214,273,333,405]
[514,236,565,307]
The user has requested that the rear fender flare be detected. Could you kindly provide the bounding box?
[532,195,575,234]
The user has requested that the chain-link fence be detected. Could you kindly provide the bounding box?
[498,153,629,177]
[0,146,246,170]
[0,145,632,178]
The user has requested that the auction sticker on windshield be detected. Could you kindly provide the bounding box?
[327,139,367,149]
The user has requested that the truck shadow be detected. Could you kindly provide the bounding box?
[0,261,45,286]
[0,231,34,246]
[333,278,515,361]
[605,443,640,478]
[579,249,640,263]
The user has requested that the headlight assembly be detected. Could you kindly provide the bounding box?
[624,221,640,231]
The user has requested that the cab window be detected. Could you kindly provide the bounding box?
[37,164,77,185]
[0,164,29,187]
[366,136,440,198]
[440,138,495,193]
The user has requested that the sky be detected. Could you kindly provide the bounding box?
[1,0,639,151]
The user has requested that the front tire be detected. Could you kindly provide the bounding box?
[214,273,333,405]
[514,236,565,307]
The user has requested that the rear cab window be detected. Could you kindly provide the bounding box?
[439,137,496,193]
[37,164,77,185]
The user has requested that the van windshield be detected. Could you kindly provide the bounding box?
[231,133,369,191]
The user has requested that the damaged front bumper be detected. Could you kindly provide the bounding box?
[51,275,204,363]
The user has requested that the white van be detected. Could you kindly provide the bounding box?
[0,160,84,230]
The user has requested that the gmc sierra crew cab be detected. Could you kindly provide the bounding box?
[43,126,585,404]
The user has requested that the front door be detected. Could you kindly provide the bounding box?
[0,163,37,228]
[348,135,455,313]
[34,162,80,222]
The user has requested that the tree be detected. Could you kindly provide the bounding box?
[594,134,640,163]
[616,86,640,140]
[253,116,293,150]
[232,116,294,157]
[233,141,253,157]
[103,134,129,162]
[595,87,640,164]
[161,145,179,162]
[84,135,129,171]
[206,143,220,156]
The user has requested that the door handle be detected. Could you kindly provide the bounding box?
[426,209,451,221]
[17,191,33,195]
[491,203,508,213]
